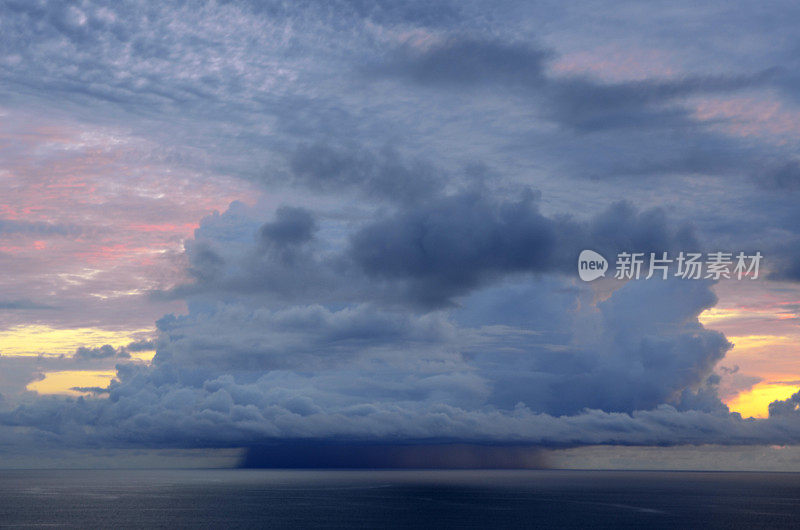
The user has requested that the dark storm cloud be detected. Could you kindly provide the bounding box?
[290,143,443,203]
[373,37,775,132]
[0,187,743,449]
[0,191,743,450]
[766,241,800,282]
[6,370,800,449]
[169,194,698,310]
[363,34,798,199]
[259,206,316,247]
[544,72,774,132]
[350,192,697,307]
[350,190,558,307]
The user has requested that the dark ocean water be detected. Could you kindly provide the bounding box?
[1,469,799,528]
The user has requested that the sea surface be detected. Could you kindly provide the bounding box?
[1,469,800,528]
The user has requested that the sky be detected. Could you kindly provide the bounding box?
[3,0,800,468]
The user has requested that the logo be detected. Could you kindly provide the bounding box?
[576,250,763,281]
[578,250,608,282]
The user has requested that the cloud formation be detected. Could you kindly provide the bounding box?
[0,198,765,449]
[3,1,800,457]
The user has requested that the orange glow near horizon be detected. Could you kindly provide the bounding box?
[699,285,800,419]
[726,382,800,419]
[0,325,154,357]
[27,370,117,397]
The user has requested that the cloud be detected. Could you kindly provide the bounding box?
[370,38,551,87]
[765,239,800,282]
[69,386,109,395]
[768,390,800,416]
[4,1,800,458]
[0,195,746,449]
[74,344,130,360]
[0,299,56,310]
[372,36,775,132]
[754,160,800,191]
[0,219,83,238]
[290,143,443,203]
[259,206,317,248]
[350,192,697,307]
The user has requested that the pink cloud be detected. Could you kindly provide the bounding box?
[0,109,260,331]
[691,94,800,142]
[550,46,679,82]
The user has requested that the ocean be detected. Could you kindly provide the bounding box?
[1,469,799,528]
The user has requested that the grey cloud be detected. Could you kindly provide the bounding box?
[372,37,775,132]
[69,386,109,395]
[173,193,698,311]
[259,206,316,247]
[73,339,155,361]
[371,38,550,88]
[5,376,800,449]
[769,390,800,417]
[74,344,130,360]
[173,203,341,304]
[754,160,800,191]
[351,192,697,307]
[0,189,738,448]
[153,302,456,372]
[0,260,736,448]
[125,339,155,353]
[290,143,443,203]
[765,238,800,282]
[544,72,774,132]
[350,189,557,307]
[0,219,82,238]
[0,299,56,310]
[362,34,794,197]
[471,277,729,415]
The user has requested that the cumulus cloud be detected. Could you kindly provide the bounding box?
[0,194,763,450]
